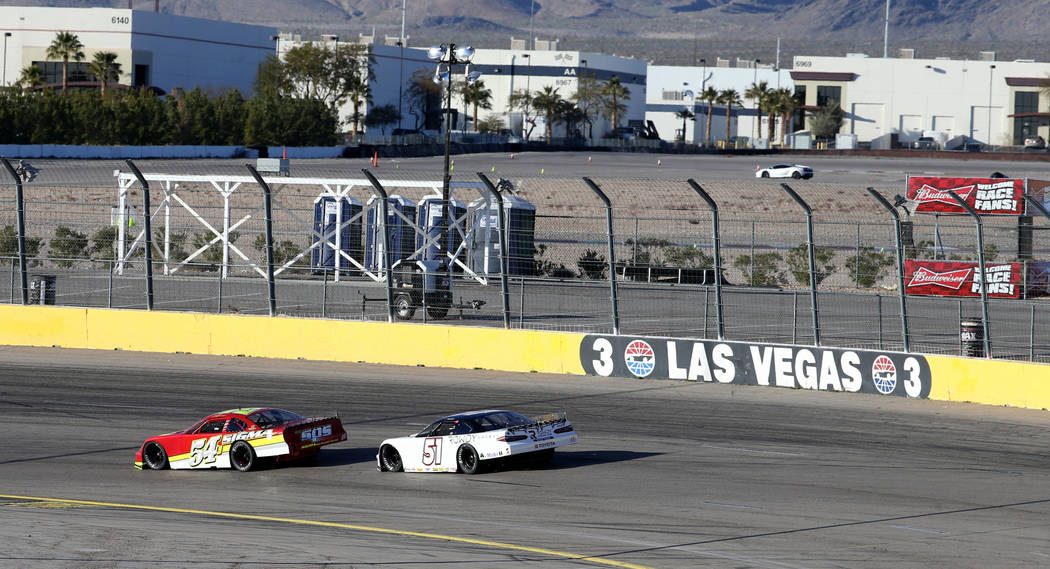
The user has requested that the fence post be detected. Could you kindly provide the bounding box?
[866,187,911,352]
[582,177,621,335]
[948,190,991,358]
[780,183,820,346]
[246,165,278,317]
[361,169,395,323]
[0,157,29,305]
[476,173,512,329]
[687,179,725,340]
[125,160,154,310]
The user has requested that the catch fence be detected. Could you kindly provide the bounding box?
[2,157,1049,361]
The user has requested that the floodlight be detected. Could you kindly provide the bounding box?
[427,45,446,60]
[453,45,474,60]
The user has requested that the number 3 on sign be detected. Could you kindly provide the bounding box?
[190,435,221,467]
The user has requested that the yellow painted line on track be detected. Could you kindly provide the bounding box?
[0,494,657,569]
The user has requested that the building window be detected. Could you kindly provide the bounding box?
[793,85,807,132]
[32,61,93,84]
[662,90,686,101]
[1013,91,1039,145]
[816,85,841,108]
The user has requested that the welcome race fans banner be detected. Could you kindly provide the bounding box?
[906,177,1025,215]
[905,260,1022,298]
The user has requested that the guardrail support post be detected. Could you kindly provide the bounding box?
[476,173,512,329]
[582,177,620,335]
[126,160,154,310]
[687,179,725,340]
[948,190,991,358]
[866,187,910,352]
[246,165,278,317]
[362,169,396,323]
[780,183,820,346]
[0,157,29,305]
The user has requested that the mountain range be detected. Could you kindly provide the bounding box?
[4,0,1049,65]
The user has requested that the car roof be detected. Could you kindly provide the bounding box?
[437,409,513,421]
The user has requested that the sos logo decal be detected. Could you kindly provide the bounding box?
[871,355,898,395]
[624,340,656,377]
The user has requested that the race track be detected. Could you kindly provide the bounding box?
[1,346,1049,568]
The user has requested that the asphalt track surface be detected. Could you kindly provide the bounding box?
[2,346,1049,568]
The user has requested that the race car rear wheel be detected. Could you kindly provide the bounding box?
[456,444,481,474]
[792,171,801,179]
[379,445,403,472]
[142,442,168,470]
[230,441,257,472]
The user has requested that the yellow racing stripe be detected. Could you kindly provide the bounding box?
[0,494,657,569]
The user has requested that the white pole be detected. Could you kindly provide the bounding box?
[883,0,891,58]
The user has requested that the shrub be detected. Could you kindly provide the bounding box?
[577,249,607,279]
[733,252,784,286]
[786,243,836,286]
[49,226,88,268]
[845,246,895,288]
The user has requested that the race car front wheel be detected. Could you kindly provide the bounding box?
[379,445,403,472]
[456,444,481,475]
[143,442,168,470]
[230,441,257,472]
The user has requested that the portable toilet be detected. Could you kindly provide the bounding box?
[468,195,536,276]
[365,194,417,273]
[415,193,467,270]
[311,195,363,276]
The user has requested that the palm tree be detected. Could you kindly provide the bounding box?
[771,88,797,146]
[509,89,535,139]
[462,80,493,132]
[532,85,564,142]
[700,86,719,146]
[674,108,695,142]
[745,80,772,143]
[601,75,630,132]
[17,65,45,92]
[46,31,85,93]
[718,89,742,143]
[89,52,121,97]
[346,75,371,135]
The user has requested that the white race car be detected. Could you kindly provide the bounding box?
[755,163,814,179]
[377,410,578,474]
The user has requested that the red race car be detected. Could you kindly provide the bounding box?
[134,408,347,472]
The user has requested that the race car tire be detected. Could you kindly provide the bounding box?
[456,444,482,475]
[142,442,168,470]
[379,445,403,472]
[761,171,770,178]
[230,441,257,472]
[393,293,415,320]
[792,171,801,179]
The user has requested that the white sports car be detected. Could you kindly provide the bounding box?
[756,164,814,179]
[377,410,578,474]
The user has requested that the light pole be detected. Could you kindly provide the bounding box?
[397,0,406,130]
[428,43,480,267]
[752,59,760,141]
[529,0,536,50]
[987,64,996,148]
[700,57,706,90]
[2,32,11,88]
[522,53,531,140]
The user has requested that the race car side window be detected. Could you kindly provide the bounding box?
[226,419,247,433]
[452,421,474,435]
[197,419,225,434]
[431,421,457,437]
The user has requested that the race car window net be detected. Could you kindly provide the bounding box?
[248,409,304,428]
[227,418,248,433]
[197,420,225,434]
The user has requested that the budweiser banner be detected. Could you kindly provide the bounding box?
[905,260,1021,298]
[906,176,1025,215]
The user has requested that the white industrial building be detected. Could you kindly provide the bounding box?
[790,51,1050,149]
[0,6,275,94]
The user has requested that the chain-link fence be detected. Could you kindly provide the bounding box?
[2,157,1048,361]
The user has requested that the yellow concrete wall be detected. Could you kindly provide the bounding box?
[0,305,586,375]
[926,355,1050,410]
[3,304,1049,411]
